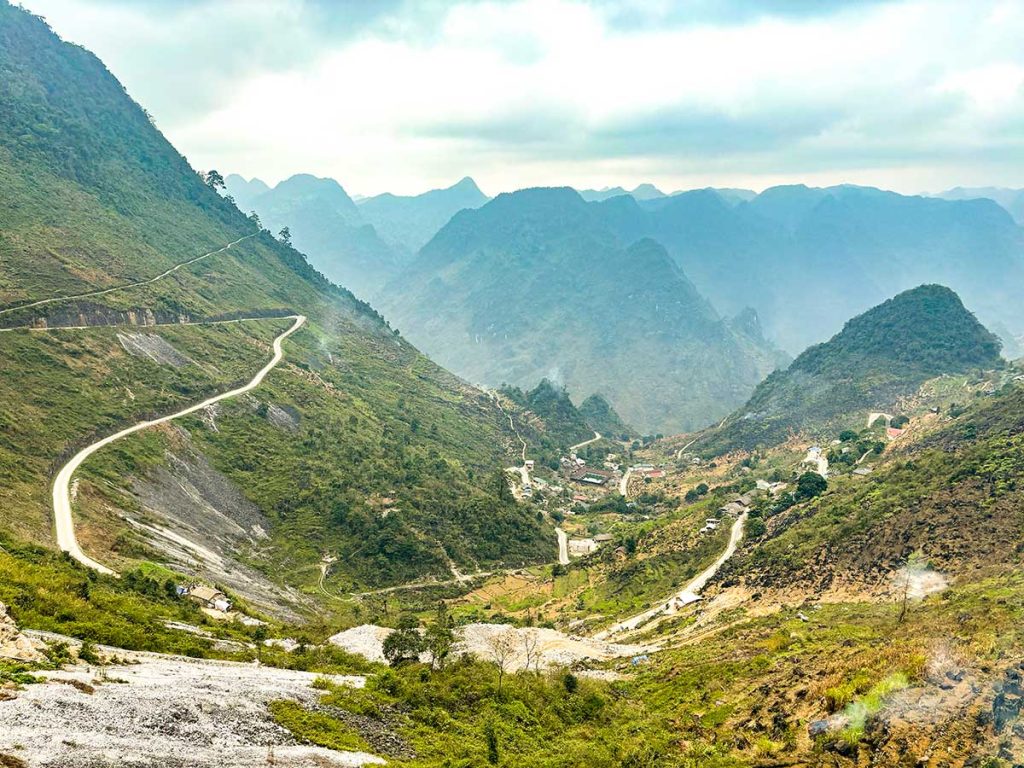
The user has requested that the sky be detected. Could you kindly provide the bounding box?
[19,0,1024,196]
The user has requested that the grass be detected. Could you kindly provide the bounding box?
[268,700,369,752]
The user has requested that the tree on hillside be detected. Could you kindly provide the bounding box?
[484,627,517,696]
[424,601,455,670]
[382,614,425,666]
[203,169,225,190]
[278,226,291,246]
[795,472,827,500]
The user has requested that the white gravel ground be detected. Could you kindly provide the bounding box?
[329,623,647,671]
[0,650,382,767]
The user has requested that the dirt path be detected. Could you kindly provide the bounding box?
[52,315,306,575]
[569,431,601,453]
[0,233,257,317]
[804,445,829,478]
[592,512,747,641]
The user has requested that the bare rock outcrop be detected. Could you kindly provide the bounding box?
[0,602,43,662]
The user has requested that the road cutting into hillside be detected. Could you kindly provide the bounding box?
[0,233,258,317]
[52,314,306,575]
[593,512,747,641]
[570,431,601,452]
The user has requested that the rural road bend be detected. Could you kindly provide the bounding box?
[0,233,258,317]
[52,314,306,575]
[593,512,747,640]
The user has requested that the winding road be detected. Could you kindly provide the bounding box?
[592,512,747,641]
[0,233,257,317]
[51,315,306,575]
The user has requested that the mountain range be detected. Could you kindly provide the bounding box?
[378,187,787,434]
[224,173,489,299]
[933,186,1024,225]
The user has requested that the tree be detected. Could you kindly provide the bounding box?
[278,226,291,246]
[424,601,455,670]
[484,627,517,696]
[382,614,425,666]
[248,210,262,229]
[521,627,541,674]
[839,429,858,442]
[895,550,928,623]
[795,472,827,500]
[203,169,225,190]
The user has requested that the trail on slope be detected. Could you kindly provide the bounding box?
[0,233,257,317]
[51,315,306,575]
[592,512,748,641]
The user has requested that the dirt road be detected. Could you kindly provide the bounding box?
[556,527,570,565]
[51,315,306,575]
[593,512,748,640]
[570,431,601,453]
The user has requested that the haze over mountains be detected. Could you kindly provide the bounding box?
[378,187,787,434]
[225,169,1024,434]
[224,173,490,299]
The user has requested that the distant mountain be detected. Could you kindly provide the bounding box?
[932,186,1024,225]
[357,176,490,254]
[598,184,1024,355]
[224,173,401,299]
[223,174,269,213]
[578,183,665,202]
[697,285,1003,454]
[379,187,785,433]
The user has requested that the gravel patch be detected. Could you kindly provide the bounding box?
[329,623,648,671]
[0,651,381,767]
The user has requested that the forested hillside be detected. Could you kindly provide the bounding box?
[0,3,551,611]
[697,285,1003,454]
[380,187,785,433]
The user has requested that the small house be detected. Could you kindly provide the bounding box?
[594,533,614,543]
[187,585,231,612]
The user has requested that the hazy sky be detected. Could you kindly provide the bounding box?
[20,0,1024,196]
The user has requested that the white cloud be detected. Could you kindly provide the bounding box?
[18,0,1024,194]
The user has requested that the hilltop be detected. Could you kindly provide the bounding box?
[697,284,1002,454]
[379,187,785,433]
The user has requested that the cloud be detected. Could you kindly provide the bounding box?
[18,0,1024,194]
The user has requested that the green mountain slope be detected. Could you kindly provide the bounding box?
[379,187,785,434]
[697,284,1003,454]
[578,393,633,438]
[0,3,551,608]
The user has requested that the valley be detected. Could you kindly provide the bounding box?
[1,2,1024,767]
